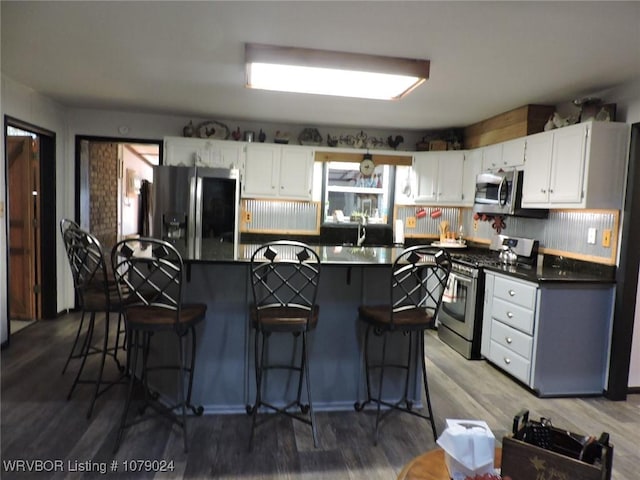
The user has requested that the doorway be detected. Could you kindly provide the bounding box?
[4,117,57,345]
[75,136,160,252]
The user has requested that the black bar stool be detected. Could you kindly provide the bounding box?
[354,246,451,444]
[111,238,206,453]
[246,241,321,449]
[60,218,84,375]
[62,224,127,418]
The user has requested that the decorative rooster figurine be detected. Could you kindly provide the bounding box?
[231,127,242,141]
[387,135,404,150]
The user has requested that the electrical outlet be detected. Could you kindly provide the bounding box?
[603,229,612,248]
[473,219,478,232]
[406,216,416,229]
[0,201,4,218]
[244,211,252,223]
[587,227,597,245]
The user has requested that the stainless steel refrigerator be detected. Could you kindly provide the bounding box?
[152,166,240,257]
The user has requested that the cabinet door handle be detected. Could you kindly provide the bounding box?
[505,336,512,344]
[508,290,516,296]
[504,357,511,365]
[541,189,546,193]
[549,189,554,193]
[506,311,514,319]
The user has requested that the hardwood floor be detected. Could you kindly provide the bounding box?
[2,312,639,479]
[9,319,37,335]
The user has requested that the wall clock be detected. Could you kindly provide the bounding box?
[359,156,375,176]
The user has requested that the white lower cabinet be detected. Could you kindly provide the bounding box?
[483,273,537,385]
[482,271,614,396]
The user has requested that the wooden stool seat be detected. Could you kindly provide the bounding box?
[397,447,502,480]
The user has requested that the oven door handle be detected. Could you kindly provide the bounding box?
[449,271,473,286]
[440,272,472,319]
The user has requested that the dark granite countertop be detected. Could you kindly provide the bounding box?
[171,239,405,266]
[483,255,616,284]
[172,239,616,283]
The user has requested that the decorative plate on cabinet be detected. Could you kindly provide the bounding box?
[196,121,230,140]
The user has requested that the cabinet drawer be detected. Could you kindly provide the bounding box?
[491,320,533,360]
[490,340,531,385]
[491,297,535,335]
[494,276,537,310]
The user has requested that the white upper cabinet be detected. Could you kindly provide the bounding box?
[413,151,465,205]
[279,146,315,198]
[462,148,483,206]
[163,136,245,171]
[481,143,501,171]
[522,121,630,209]
[243,143,314,200]
[413,152,438,203]
[481,137,526,171]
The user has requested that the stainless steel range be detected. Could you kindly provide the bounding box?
[437,235,538,359]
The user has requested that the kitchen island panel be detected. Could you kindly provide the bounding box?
[304,266,366,409]
[186,263,251,413]
[150,262,421,414]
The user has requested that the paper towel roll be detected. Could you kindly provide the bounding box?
[394,219,405,245]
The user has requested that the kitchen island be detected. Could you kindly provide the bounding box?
[152,241,423,414]
[148,240,616,413]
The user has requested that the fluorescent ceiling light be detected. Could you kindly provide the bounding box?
[245,44,430,101]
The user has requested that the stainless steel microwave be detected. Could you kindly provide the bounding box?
[474,169,548,218]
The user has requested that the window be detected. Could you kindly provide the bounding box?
[323,162,392,224]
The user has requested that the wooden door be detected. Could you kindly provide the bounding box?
[8,136,40,320]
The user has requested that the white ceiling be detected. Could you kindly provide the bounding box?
[2,1,640,131]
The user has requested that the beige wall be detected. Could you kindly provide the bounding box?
[1,74,68,344]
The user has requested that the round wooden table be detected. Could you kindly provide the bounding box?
[397,448,502,480]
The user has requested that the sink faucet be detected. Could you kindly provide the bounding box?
[357,216,367,247]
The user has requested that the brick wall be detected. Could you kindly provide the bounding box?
[89,143,118,250]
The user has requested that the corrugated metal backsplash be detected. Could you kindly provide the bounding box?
[461,208,618,263]
[395,206,460,236]
[241,199,618,263]
[242,199,319,234]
